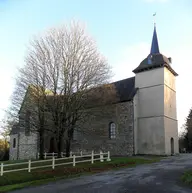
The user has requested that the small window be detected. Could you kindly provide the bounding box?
[109,122,116,139]
[73,129,78,141]
[13,138,16,148]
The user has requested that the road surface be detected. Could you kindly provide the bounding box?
[10,154,192,193]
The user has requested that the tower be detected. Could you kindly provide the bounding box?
[133,24,179,155]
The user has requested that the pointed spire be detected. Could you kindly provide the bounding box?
[150,24,160,54]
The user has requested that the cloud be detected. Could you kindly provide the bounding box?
[111,42,191,134]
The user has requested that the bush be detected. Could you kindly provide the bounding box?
[181,171,192,185]
[0,148,9,161]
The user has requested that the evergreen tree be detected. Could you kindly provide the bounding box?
[183,108,192,152]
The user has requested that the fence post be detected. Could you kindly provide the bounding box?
[52,156,55,169]
[73,155,76,166]
[100,151,104,162]
[0,163,3,176]
[70,151,72,158]
[80,151,83,157]
[44,152,47,159]
[52,152,54,158]
[91,150,94,164]
[28,160,31,172]
[61,152,63,158]
[107,151,111,161]
[37,153,39,159]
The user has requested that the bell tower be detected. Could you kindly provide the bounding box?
[133,24,179,155]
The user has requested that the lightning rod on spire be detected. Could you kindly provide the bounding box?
[153,12,156,26]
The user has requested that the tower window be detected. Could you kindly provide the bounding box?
[148,55,152,64]
[13,138,16,148]
[109,122,116,139]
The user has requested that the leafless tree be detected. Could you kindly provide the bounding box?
[10,20,113,158]
[8,48,53,159]
[0,117,15,160]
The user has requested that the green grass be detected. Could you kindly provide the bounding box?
[2,157,75,171]
[181,170,192,185]
[0,156,162,193]
[1,159,30,164]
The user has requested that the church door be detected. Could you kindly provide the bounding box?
[170,137,174,155]
[49,137,56,153]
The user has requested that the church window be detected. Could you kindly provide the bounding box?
[73,129,78,141]
[148,54,152,64]
[13,138,16,148]
[25,111,31,136]
[109,122,116,139]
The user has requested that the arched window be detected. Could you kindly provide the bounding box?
[73,129,78,141]
[13,138,16,148]
[109,122,116,139]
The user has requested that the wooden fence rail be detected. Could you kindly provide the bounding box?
[0,151,111,176]
[37,151,85,159]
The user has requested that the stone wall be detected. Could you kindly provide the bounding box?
[18,132,38,160]
[71,101,134,156]
[10,100,134,160]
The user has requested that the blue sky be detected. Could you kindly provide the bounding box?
[0,0,192,133]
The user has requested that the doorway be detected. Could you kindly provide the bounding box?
[170,137,174,155]
[49,137,56,153]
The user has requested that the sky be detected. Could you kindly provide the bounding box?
[0,0,192,134]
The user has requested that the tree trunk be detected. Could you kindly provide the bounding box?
[65,139,71,157]
[57,135,63,158]
[39,130,44,160]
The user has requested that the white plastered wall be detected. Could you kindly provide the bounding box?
[134,67,178,155]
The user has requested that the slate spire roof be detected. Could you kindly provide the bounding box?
[133,24,178,76]
[150,25,160,54]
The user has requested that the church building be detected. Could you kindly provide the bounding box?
[9,24,179,160]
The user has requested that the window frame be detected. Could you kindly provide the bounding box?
[109,122,116,139]
[73,129,78,141]
[13,138,16,148]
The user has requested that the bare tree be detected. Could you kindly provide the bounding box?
[0,117,15,160]
[10,20,113,158]
[8,49,54,159]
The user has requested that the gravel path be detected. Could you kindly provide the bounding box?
[10,154,192,193]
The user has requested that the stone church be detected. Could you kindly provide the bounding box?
[9,25,179,160]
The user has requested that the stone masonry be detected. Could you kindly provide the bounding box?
[71,101,134,156]
[9,100,134,160]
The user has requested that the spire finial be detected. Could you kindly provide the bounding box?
[150,13,160,54]
[153,12,156,27]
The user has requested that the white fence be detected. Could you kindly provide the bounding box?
[0,151,111,176]
[37,151,84,159]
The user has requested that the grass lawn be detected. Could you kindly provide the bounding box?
[181,170,192,186]
[0,156,162,193]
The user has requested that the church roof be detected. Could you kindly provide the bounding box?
[83,76,137,109]
[150,26,160,54]
[112,76,137,102]
[133,25,178,76]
